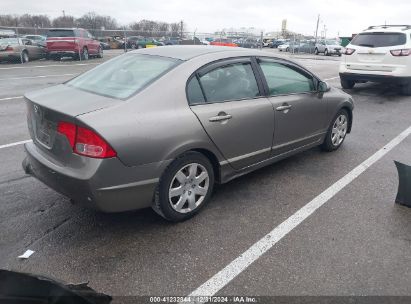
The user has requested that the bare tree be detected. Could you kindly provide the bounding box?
[19,14,51,28]
[52,15,76,28]
[0,14,19,27]
[76,12,118,30]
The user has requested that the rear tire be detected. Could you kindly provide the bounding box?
[314,48,319,55]
[340,77,355,89]
[21,51,29,63]
[152,151,215,222]
[401,82,411,96]
[321,109,349,152]
[81,47,89,60]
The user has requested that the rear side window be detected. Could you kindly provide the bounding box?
[351,32,406,47]
[198,62,260,102]
[259,61,315,95]
[47,30,75,38]
[67,54,181,99]
[187,77,205,105]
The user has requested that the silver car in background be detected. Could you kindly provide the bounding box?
[315,39,343,56]
[0,37,46,63]
[23,46,354,222]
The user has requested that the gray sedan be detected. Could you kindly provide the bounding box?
[22,46,354,222]
[0,38,46,63]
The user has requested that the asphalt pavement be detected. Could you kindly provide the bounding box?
[0,48,410,301]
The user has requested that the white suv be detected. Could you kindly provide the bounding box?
[339,25,411,95]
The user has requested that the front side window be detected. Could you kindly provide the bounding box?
[259,60,315,95]
[67,54,181,99]
[198,62,260,102]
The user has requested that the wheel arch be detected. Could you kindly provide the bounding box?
[340,105,353,133]
[191,148,221,183]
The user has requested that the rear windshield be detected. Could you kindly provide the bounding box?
[47,30,76,38]
[351,32,406,47]
[67,54,181,99]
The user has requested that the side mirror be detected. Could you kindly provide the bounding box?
[318,81,330,93]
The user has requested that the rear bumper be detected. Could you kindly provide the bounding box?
[48,51,78,57]
[23,141,167,213]
[339,72,411,85]
[0,52,20,61]
[328,49,342,54]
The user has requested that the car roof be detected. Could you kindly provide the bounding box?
[362,25,411,33]
[134,45,263,60]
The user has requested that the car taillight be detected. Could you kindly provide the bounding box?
[57,122,76,147]
[390,49,411,56]
[57,121,116,159]
[345,48,356,55]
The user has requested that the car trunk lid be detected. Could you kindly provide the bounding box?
[25,85,118,161]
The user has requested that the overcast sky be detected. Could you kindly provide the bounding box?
[3,0,411,37]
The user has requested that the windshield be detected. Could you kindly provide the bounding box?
[67,54,181,99]
[0,38,19,45]
[351,32,406,47]
[47,30,76,37]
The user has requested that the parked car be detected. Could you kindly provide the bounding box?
[46,28,103,60]
[22,35,46,47]
[22,46,354,222]
[315,39,342,56]
[163,37,180,45]
[236,38,259,49]
[271,39,286,48]
[278,43,290,52]
[97,38,111,50]
[339,25,411,95]
[128,37,163,49]
[210,38,238,47]
[0,37,46,63]
[179,37,204,45]
[263,38,272,47]
[126,36,142,49]
[294,41,316,54]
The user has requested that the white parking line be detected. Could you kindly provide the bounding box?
[0,63,98,70]
[188,125,411,299]
[0,140,32,150]
[0,96,24,101]
[0,73,76,81]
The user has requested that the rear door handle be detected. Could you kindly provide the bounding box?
[276,105,292,112]
[209,113,232,122]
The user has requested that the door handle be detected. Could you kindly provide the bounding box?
[209,113,232,122]
[276,105,292,112]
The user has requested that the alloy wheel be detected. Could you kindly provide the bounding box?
[331,114,348,146]
[168,163,210,214]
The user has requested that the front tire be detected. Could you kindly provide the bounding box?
[324,49,329,56]
[97,47,103,58]
[314,48,319,55]
[153,152,215,222]
[321,109,349,152]
[340,77,355,89]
